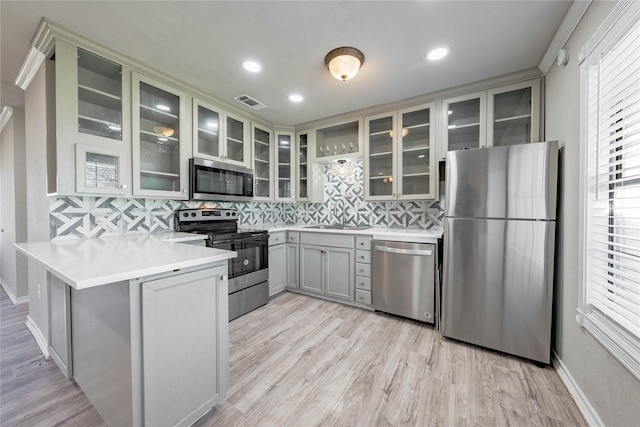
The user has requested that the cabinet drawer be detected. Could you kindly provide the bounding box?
[355,276,371,291]
[356,236,372,250]
[269,231,286,246]
[300,232,354,249]
[355,250,371,264]
[356,263,371,278]
[287,231,299,243]
[355,289,372,305]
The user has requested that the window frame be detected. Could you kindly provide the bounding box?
[578,0,640,381]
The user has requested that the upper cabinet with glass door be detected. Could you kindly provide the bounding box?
[275,131,295,202]
[364,103,436,201]
[440,79,541,160]
[132,73,189,199]
[442,91,486,160]
[365,113,396,200]
[193,100,250,167]
[252,124,273,201]
[397,104,436,199]
[487,80,540,147]
[54,40,132,196]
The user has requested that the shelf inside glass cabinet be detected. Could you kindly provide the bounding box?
[77,48,123,140]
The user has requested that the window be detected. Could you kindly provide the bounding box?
[580,3,640,380]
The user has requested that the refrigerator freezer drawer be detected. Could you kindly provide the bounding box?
[441,218,555,363]
[445,141,558,220]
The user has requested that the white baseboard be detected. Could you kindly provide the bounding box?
[552,351,603,427]
[25,315,51,361]
[0,277,28,305]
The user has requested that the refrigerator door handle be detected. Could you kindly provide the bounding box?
[374,246,432,256]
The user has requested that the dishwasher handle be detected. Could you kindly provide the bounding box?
[374,245,432,256]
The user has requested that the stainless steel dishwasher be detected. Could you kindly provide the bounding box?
[372,240,437,325]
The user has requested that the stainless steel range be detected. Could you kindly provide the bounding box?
[175,208,269,320]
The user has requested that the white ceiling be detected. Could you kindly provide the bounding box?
[1,1,572,126]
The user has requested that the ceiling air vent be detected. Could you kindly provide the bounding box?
[234,94,267,111]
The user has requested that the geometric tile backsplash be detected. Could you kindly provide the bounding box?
[50,161,444,240]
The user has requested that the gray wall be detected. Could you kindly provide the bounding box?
[545,2,640,425]
[0,107,28,302]
[24,62,54,339]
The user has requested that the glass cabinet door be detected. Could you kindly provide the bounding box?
[193,99,221,159]
[133,74,186,197]
[398,105,434,199]
[75,144,128,195]
[276,132,294,201]
[365,113,396,199]
[252,125,272,200]
[443,92,487,159]
[297,132,309,200]
[226,114,248,165]
[488,80,540,146]
[77,48,123,140]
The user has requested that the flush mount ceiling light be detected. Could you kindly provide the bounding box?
[331,159,355,178]
[242,60,262,73]
[153,126,175,137]
[427,46,450,61]
[324,47,365,81]
[288,94,304,103]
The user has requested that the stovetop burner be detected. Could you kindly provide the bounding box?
[175,208,267,239]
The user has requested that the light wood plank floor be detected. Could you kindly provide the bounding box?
[1,288,586,426]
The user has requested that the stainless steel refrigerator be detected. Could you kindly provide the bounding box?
[441,141,558,364]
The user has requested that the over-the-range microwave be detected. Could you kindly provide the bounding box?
[189,158,254,201]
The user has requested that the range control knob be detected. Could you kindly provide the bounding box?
[183,213,189,218]
[226,212,231,216]
[191,212,197,217]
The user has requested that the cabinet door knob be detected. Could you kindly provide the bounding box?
[121,184,127,189]
[183,189,187,193]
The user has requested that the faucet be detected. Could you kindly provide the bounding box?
[333,199,346,226]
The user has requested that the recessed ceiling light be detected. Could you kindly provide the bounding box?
[242,60,262,73]
[427,47,450,61]
[289,94,304,103]
[156,104,171,112]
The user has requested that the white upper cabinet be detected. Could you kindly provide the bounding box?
[55,39,132,196]
[314,119,362,163]
[487,80,540,147]
[275,130,295,202]
[251,123,274,201]
[224,112,251,167]
[440,79,541,160]
[192,98,222,160]
[364,112,397,200]
[193,99,251,168]
[364,103,436,200]
[442,91,487,159]
[132,72,189,199]
[397,104,436,199]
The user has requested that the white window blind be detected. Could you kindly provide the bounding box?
[581,7,640,380]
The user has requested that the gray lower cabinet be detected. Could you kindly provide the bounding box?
[141,266,227,427]
[286,242,299,289]
[268,231,287,296]
[63,262,229,427]
[49,273,72,379]
[299,232,355,303]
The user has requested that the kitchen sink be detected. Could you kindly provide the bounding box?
[304,224,370,231]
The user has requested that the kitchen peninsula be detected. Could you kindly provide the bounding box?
[15,232,236,427]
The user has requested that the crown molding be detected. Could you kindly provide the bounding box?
[14,47,46,90]
[0,106,14,133]
[538,0,592,74]
[14,18,54,90]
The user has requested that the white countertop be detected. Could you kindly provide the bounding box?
[240,223,444,244]
[15,232,236,290]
